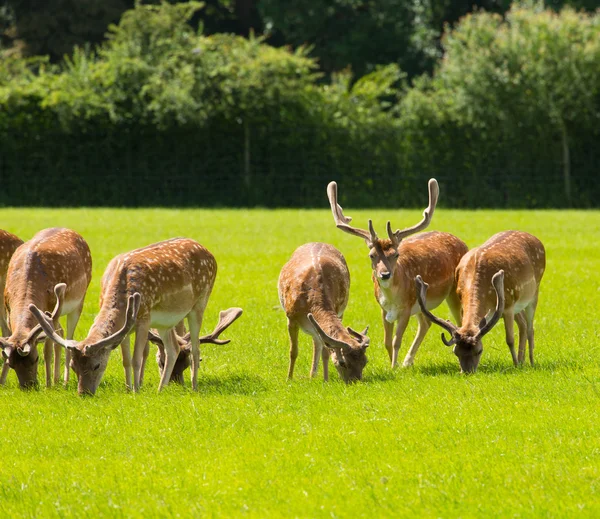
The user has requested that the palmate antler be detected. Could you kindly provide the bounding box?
[17,283,67,356]
[147,307,243,351]
[327,179,439,248]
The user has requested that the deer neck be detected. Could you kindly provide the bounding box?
[7,291,50,339]
[86,292,130,344]
[310,308,353,345]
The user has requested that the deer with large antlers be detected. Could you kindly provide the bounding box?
[327,180,468,368]
[147,307,243,384]
[278,243,370,383]
[0,229,25,384]
[415,231,545,373]
[30,238,224,395]
[1,228,92,388]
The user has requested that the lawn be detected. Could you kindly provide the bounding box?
[0,207,598,518]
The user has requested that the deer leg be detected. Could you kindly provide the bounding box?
[524,290,539,366]
[321,342,331,382]
[0,302,8,385]
[44,338,53,388]
[391,310,411,368]
[503,311,518,366]
[120,334,132,390]
[52,320,64,385]
[310,336,324,379]
[0,361,9,385]
[515,312,528,364]
[139,341,150,386]
[403,313,431,367]
[287,319,299,380]
[64,302,84,385]
[187,306,204,391]
[132,320,150,392]
[158,328,178,392]
[381,308,394,362]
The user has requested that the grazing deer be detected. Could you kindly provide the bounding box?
[415,231,545,373]
[147,307,243,384]
[0,229,25,384]
[327,180,468,368]
[30,238,221,395]
[278,243,370,383]
[1,228,92,388]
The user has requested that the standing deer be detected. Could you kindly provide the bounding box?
[327,180,468,368]
[1,228,92,388]
[278,243,370,383]
[147,307,243,384]
[0,229,25,384]
[30,238,222,395]
[415,231,545,373]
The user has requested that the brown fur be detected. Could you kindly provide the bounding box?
[278,243,369,383]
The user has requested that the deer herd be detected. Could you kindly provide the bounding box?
[0,179,545,394]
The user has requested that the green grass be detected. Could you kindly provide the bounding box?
[0,208,599,518]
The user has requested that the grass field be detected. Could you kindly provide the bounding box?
[0,208,598,518]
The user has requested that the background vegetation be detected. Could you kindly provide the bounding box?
[0,207,598,517]
[1,1,599,208]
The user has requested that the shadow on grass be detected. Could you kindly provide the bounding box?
[195,372,267,396]
[414,358,581,377]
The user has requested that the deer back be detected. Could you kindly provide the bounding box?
[4,228,92,336]
[0,230,24,283]
[457,231,545,329]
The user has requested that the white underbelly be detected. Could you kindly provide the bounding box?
[150,310,189,328]
[60,298,81,316]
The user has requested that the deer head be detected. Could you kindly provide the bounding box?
[415,271,505,373]
[147,307,243,385]
[0,283,66,388]
[327,179,438,288]
[307,313,369,383]
[29,290,141,395]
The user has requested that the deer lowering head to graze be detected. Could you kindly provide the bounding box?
[416,231,545,373]
[0,229,24,384]
[327,180,468,368]
[30,238,224,395]
[147,307,243,384]
[278,243,369,383]
[1,228,92,388]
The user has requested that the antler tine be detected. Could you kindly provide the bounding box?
[414,275,457,346]
[388,178,439,246]
[327,181,373,244]
[199,307,243,345]
[476,270,505,340]
[85,293,141,353]
[308,313,349,350]
[24,283,67,350]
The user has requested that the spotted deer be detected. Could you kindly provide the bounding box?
[1,228,92,388]
[0,229,25,384]
[147,307,243,384]
[415,231,545,373]
[327,180,468,368]
[278,243,370,383]
[30,238,220,395]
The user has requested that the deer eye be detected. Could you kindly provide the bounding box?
[92,363,101,371]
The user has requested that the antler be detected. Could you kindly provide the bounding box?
[198,307,243,345]
[308,313,350,350]
[327,181,378,245]
[415,275,458,346]
[475,270,505,340]
[84,293,141,354]
[19,283,67,356]
[387,178,439,247]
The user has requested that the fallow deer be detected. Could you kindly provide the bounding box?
[327,180,468,368]
[30,238,221,395]
[147,307,243,384]
[0,229,25,384]
[278,243,370,383]
[1,228,92,388]
[415,230,545,373]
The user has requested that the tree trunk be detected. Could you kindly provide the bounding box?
[560,123,572,207]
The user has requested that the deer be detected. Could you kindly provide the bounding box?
[0,229,25,384]
[29,238,224,395]
[1,228,92,388]
[415,230,546,373]
[327,179,468,368]
[278,242,370,383]
[146,307,243,384]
